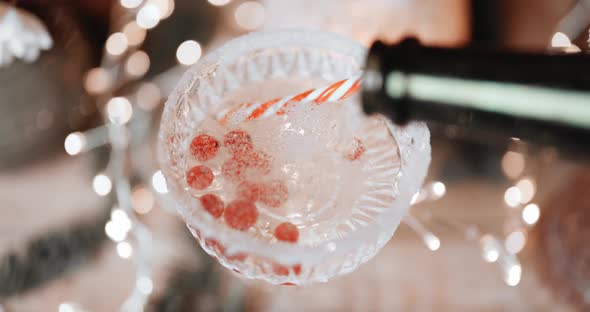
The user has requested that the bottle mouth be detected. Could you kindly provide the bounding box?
[158,29,431,281]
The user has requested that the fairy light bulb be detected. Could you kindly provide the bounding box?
[551,32,571,48]
[137,277,153,294]
[125,50,150,77]
[123,22,147,47]
[505,264,522,286]
[505,230,526,254]
[424,232,440,251]
[117,241,133,259]
[85,68,112,94]
[501,151,524,179]
[106,32,128,56]
[107,97,133,125]
[516,177,535,204]
[136,4,161,29]
[132,187,155,214]
[176,40,202,65]
[234,1,265,30]
[522,203,540,225]
[209,0,232,6]
[504,186,521,208]
[121,0,143,9]
[136,82,161,110]
[430,181,446,199]
[64,132,86,155]
[93,174,112,196]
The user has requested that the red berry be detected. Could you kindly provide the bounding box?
[259,180,289,208]
[273,263,302,276]
[224,130,253,155]
[345,137,365,161]
[186,165,214,190]
[221,157,246,182]
[274,222,299,243]
[204,238,225,254]
[237,181,264,201]
[190,134,219,161]
[200,194,224,218]
[224,200,258,231]
[246,150,272,174]
[292,264,302,275]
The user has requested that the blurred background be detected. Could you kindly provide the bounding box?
[0,0,589,311]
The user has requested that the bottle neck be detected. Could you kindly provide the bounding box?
[362,39,590,157]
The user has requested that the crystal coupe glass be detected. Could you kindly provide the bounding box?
[158,30,430,285]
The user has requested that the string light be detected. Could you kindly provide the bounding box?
[501,151,525,179]
[430,181,446,199]
[234,1,265,30]
[105,221,128,242]
[92,173,113,196]
[505,264,522,286]
[84,68,112,94]
[480,234,501,263]
[503,186,521,208]
[516,177,535,204]
[121,0,144,9]
[136,82,161,111]
[122,21,147,47]
[105,32,129,56]
[176,40,202,65]
[137,276,154,295]
[152,170,168,194]
[148,0,175,19]
[208,0,232,6]
[58,303,76,312]
[64,132,86,155]
[117,241,134,259]
[505,230,526,254]
[522,203,540,225]
[551,32,571,48]
[132,186,155,214]
[136,4,161,29]
[125,50,150,77]
[106,97,133,125]
[423,232,440,251]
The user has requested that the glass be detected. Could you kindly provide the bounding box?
[158,30,430,285]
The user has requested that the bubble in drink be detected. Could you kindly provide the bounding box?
[158,30,430,285]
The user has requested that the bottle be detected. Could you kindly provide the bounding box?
[362,38,590,156]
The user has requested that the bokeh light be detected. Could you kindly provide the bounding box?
[501,151,525,179]
[137,4,161,29]
[208,0,232,6]
[84,68,112,94]
[123,21,147,46]
[504,186,521,208]
[117,241,133,259]
[176,40,202,65]
[106,97,133,125]
[516,177,535,204]
[234,1,265,30]
[106,32,128,56]
[132,187,155,214]
[121,0,143,9]
[93,174,112,196]
[125,50,150,77]
[64,132,86,155]
[505,230,526,254]
[136,82,161,110]
[522,203,540,225]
